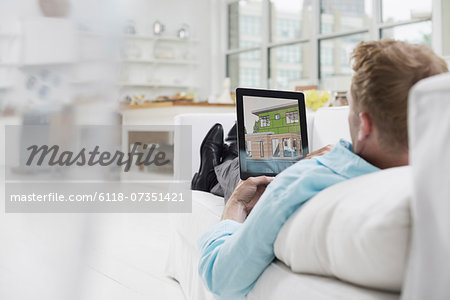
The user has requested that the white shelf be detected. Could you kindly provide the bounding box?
[119,82,194,89]
[155,37,199,43]
[123,34,198,43]
[123,58,198,65]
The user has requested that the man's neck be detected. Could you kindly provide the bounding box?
[362,151,409,169]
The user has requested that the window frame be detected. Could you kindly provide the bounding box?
[285,110,298,124]
[260,115,270,127]
[224,0,436,90]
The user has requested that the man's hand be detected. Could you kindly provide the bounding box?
[221,176,274,223]
[304,144,334,160]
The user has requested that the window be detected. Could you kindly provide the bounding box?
[275,113,280,120]
[320,33,369,78]
[283,138,292,157]
[260,115,270,127]
[226,0,434,90]
[320,0,373,34]
[269,43,310,89]
[228,0,262,50]
[246,140,252,157]
[272,138,280,157]
[228,50,262,90]
[380,0,432,47]
[382,0,431,23]
[259,141,264,157]
[271,0,312,43]
[285,111,298,124]
[292,138,299,156]
[381,21,432,47]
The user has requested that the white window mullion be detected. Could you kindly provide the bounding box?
[261,0,270,88]
[311,0,320,85]
[372,0,382,40]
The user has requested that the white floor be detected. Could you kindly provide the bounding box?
[0,208,186,300]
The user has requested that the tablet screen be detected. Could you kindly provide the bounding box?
[239,92,308,178]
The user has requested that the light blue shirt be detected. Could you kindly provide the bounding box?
[198,140,379,299]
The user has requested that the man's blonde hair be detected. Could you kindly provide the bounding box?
[351,39,448,151]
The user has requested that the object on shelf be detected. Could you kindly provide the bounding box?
[121,95,132,105]
[177,24,190,40]
[295,85,318,92]
[153,21,165,36]
[329,91,348,107]
[216,78,233,104]
[124,19,136,35]
[39,0,71,17]
[130,94,145,105]
[172,91,194,102]
[155,95,171,102]
[154,45,175,60]
[302,89,331,111]
[152,91,195,103]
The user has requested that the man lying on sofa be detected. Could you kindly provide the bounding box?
[196,40,448,299]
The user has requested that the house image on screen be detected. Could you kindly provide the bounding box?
[245,103,303,160]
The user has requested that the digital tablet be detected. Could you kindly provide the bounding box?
[236,88,309,180]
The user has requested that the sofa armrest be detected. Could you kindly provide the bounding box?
[401,73,450,300]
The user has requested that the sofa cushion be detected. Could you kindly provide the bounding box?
[274,166,411,292]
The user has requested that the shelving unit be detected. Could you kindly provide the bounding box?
[119,31,200,102]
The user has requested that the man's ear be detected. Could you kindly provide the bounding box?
[357,112,373,142]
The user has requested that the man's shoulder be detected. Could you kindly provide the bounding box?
[278,139,377,181]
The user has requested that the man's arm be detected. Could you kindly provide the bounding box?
[198,159,344,298]
[221,145,334,223]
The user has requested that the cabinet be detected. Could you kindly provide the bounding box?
[120,102,235,180]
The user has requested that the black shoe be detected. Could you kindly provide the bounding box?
[191,124,224,191]
[222,123,238,162]
[225,122,237,143]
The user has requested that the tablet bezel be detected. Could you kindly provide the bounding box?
[236,88,309,180]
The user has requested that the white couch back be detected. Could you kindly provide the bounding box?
[175,107,350,176]
[311,106,350,151]
[175,113,236,177]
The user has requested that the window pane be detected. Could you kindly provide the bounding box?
[227,50,262,90]
[320,0,372,34]
[320,33,369,78]
[382,0,431,23]
[228,0,263,50]
[270,0,312,43]
[269,43,310,90]
[381,21,432,47]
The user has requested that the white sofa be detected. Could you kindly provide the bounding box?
[166,76,450,300]
[167,107,396,300]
